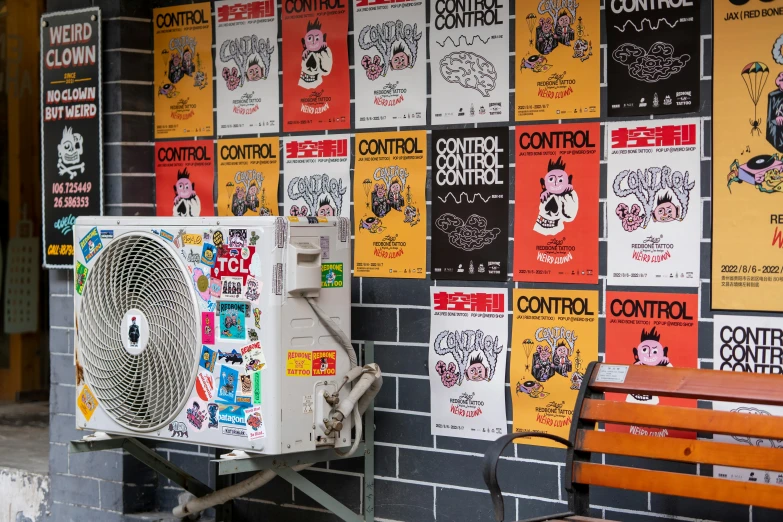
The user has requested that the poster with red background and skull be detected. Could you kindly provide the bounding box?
[155,140,215,217]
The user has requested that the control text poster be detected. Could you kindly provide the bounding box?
[155,141,215,217]
[284,135,350,217]
[216,137,280,216]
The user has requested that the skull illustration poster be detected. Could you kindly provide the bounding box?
[431,128,509,281]
[282,0,349,131]
[153,3,214,138]
[217,138,279,217]
[155,141,215,217]
[353,0,426,128]
[41,8,102,268]
[605,291,697,439]
[607,119,700,287]
[429,287,508,440]
[428,0,508,124]
[510,289,598,447]
[215,0,280,135]
[284,136,350,217]
[353,131,426,278]
[513,123,599,284]
[515,0,599,121]
[606,0,699,117]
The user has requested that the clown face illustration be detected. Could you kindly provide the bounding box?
[299,19,333,88]
[57,126,85,180]
[534,157,579,236]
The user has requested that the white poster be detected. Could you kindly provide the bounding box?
[283,135,350,217]
[428,0,508,124]
[215,0,279,135]
[353,0,426,129]
[607,118,700,287]
[429,287,508,441]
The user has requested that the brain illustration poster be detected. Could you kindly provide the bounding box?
[607,119,700,287]
[216,138,279,217]
[154,3,214,138]
[605,291,698,439]
[156,141,215,217]
[354,131,426,278]
[353,0,426,128]
[515,0,599,121]
[510,289,598,447]
[713,4,783,312]
[429,287,508,440]
[284,135,350,218]
[606,0,699,117]
[428,0,508,124]
[282,0,349,131]
[215,0,279,135]
[513,123,599,284]
[431,128,509,281]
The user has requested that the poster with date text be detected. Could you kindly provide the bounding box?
[155,141,215,217]
[216,137,279,217]
[284,135,350,218]
[514,123,599,284]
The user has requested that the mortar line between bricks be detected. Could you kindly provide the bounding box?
[375,441,562,467]
[351,303,430,310]
[352,340,429,347]
[376,407,429,416]
[52,501,123,515]
[593,505,704,522]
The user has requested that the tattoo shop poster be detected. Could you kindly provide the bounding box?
[515,0,599,121]
[513,123,599,284]
[431,128,509,281]
[510,289,598,447]
[606,0,699,117]
[155,141,215,217]
[607,119,700,287]
[353,131,426,278]
[428,0,508,124]
[281,0,349,131]
[216,138,279,217]
[284,135,349,217]
[429,287,508,441]
[605,291,698,439]
[353,0,426,128]
[215,0,279,135]
[153,3,213,138]
[713,4,783,312]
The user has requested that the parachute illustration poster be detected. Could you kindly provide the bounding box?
[510,289,598,448]
[514,0,599,121]
[283,135,350,218]
[429,287,508,441]
[606,118,700,287]
[153,3,214,138]
[713,4,783,312]
[513,123,599,284]
[216,137,279,217]
[155,140,215,217]
[353,131,427,278]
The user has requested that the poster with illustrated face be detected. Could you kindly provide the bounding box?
[215,0,279,135]
[155,141,215,217]
[353,0,426,128]
[515,0,599,121]
[153,3,214,138]
[431,128,509,281]
[513,123,599,284]
[510,289,598,447]
[281,0,349,131]
[216,137,279,217]
[429,0,508,124]
[605,291,698,439]
[283,135,350,218]
[607,119,700,287]
[429,287,508,441]
[606,0,699,117]
[353,131,426,278]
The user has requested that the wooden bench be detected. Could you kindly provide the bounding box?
[483,362,783,522]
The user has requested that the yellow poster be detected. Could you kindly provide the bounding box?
[514,0,599,121]
[353,131,426,278]
[510,289,598,447]
[217,138,279,217]
[713,4,783,312]
[153,3,214,138]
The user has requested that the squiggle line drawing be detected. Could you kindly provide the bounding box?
[613,17,678,33]
[437,192,491,204]
[435,213,500,251]
[612,42,690,83]
[436,35,490,48]
[439,51,497,96]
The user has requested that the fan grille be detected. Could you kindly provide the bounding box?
[78,232,200,431]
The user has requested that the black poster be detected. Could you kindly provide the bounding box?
[606,0,700,117]
[431,128,509,281]
[41,8,102,268]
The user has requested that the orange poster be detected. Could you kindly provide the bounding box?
[216,137,280,217]
[155,140,215,217]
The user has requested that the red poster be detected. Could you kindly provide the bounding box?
[155,140,215,216]
[605,291,698,439]
[281,0,349,132]
[514,123,599,284]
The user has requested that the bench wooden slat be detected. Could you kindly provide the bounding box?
[572,462,783,510]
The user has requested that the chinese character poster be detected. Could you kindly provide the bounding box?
[155,141,215,216]
[216,138,279,216]
[283,135,350,217]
